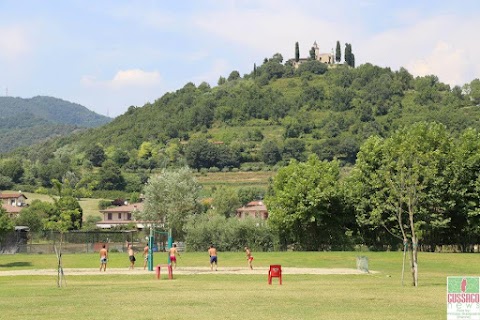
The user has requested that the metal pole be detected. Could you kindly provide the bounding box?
[148,227,154,271]
[167,228,173,264]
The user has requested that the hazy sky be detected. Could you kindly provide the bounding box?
[1,0,479,117]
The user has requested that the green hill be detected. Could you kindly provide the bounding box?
[2,58,480,194]
[0,96,112,153]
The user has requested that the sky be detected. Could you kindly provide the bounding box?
[1,0,479,118]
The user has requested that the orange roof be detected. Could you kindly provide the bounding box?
[2,204,23,213]
[100,202,144,213]
[236,201,267,213]
[0,192,27,199]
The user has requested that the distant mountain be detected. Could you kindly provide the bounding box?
[0,96,112,153]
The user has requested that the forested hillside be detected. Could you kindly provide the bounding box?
[0,96,111,152]
[3,54,480,261]
[2,56,480,194]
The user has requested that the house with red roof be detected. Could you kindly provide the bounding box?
[0,192,28,217]
[97,202,147,229]
[236,200,269,220]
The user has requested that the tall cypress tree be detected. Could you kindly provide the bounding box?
[345,43,352,67]
[335,41,341,63]
[309,47,316,60]
[295,42,300,62]
[344,43,349,65]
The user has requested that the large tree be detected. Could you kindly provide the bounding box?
[0,158,24,183]
[142,167,201,240]
[41,195,83,232]
[349,122,452,286]
[96,160,126,190]
[86,144,106,167]
[227,70,240,81]
[260,140,282,165]
[444,128,480,249]
[16,199,49,232]
[265,155,351,250]
[211,186,241,218]
[465,78,480,105]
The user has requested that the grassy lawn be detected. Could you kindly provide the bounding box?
[195,171,275,187]
[21,192,104,220]
[0,251,477,319]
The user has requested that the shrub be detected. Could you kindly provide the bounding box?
[35,187,50,195]
[184,214,276,251]
[98,200,112,210]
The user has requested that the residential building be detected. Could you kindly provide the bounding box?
[97,202,146,229]
[236,200,268,220]
[0,192,28,217]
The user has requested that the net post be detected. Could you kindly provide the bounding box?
[167,228,173,264]
[148,226,154,271]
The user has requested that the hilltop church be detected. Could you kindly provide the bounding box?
[289,41,334,68]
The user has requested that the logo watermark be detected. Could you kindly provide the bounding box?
[448,277,480,319]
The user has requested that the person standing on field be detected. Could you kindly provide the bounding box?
[168,244,180,269]
[99,244,108,271]
[143,243,149,270]
[245,246,253,270]
[126,242,136,270]
[208,245,218,271]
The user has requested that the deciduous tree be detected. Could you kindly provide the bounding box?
[86,144,106,167]
[227,70,240,81]
[349,122,452,286]
[211,187,241,218]
[142,167,201,240]
[0,207,14,241]
[265,155,349,250]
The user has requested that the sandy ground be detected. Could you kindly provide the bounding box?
[0,266,374,277]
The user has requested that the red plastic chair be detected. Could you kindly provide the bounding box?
[268,265,282,285]
[155,264,173,280]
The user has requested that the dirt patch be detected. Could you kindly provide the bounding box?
[0,267,375,277]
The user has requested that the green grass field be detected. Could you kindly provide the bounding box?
[22,192,104,221]
[0,251,477,319]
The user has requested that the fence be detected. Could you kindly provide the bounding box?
[0,230,153,254]
[4,229,480,254]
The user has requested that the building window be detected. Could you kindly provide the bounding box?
[107,213,112,220]
[118,213,121,220]
[127,213,132,220]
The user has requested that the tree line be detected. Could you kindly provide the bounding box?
[266,122,480,286]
